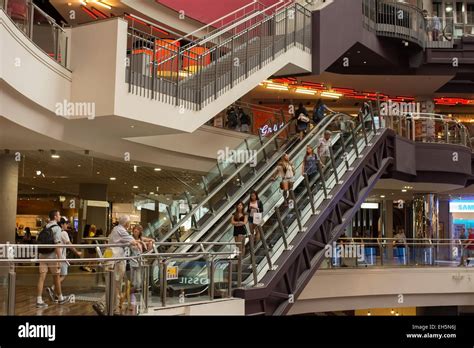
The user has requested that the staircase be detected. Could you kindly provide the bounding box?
[126,2,312,112]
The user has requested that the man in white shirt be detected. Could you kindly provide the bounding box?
[45,217,82,302]
[108,215,138,314]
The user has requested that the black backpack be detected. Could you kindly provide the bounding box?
[37,224,57,254]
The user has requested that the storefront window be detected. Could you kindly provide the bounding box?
[456,2,463,23]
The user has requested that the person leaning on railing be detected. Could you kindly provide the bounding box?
[105,215,139,315]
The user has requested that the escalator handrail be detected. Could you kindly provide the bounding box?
[158,115,299,243]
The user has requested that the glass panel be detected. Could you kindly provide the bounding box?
[5,0,30,35]
[32,6,56,60]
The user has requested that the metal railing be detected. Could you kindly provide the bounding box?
[126,1,312,110]
[0,241,241,315]
[208,100,290,136]
[380,113,470,148]
[362,0,454,49]
[2,0,68,68]
[323,237,474,268]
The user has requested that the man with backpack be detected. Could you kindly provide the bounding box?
[36,210,72,308]
[238,107,251,133]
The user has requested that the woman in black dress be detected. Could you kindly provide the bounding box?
[231,201,248,255]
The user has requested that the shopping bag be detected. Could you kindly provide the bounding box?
[253,212,263,225]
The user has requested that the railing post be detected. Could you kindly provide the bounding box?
[328,145,339,183]
[317,161,328,199]
[7,263,16,315]
[160,259,167,307]
[29,1,34,39]
[258,226,274,270]
[248,231,259,286]
[272,14,276,59]
[245,30,249,78]
[293,6,297,46]
[302,7,306,48]
[289,190,303,232]
[208,256,215,300]
[259,20,263,69]
[275,207,289,249]
[105,268,115,316]
[227,260,233,297]
[284,7,288,51]
[230,36,235,88]
[175,47,181,106]
[304,174,316,214]
[214,46,219,99]
[142,263,150,313]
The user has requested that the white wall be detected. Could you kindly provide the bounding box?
[0,10,71,113]
[289,267,474,314]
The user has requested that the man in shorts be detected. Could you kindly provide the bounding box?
[36,210,72,308]
[46,217,82,302]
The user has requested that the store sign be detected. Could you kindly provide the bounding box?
[449,201,474,213]
[260,122,285,137]
[167,266,178,280]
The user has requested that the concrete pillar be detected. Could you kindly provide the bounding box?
[413,194,439,239]
[79,183,108,241]
[0,155,19,243]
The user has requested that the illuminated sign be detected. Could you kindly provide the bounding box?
[167,266,178,280]
[449,201,474,213]
[260,122,285,137]
[361,203,379,209]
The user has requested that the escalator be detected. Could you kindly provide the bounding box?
[156,103,396,314]
[149,106,345,294]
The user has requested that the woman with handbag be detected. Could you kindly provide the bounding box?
[295,103,310,141]
[248,191,264,242]
[231,202,248,255]
[272,153,295,205]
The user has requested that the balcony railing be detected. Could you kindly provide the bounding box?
[380,113,470,148]
[125,2,312,110]
[1,0,68,68]
[362,0,454,49]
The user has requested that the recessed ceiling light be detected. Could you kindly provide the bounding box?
[380,195,385,198]
[77,164,81,167]
[31,187,35,190]
[401,189,407,192]
[149,192,154,195]
[133,185,138,189]
[96,171,100,174]
[154,168,161,171]
[36,170,42,175]
[51,154,60,159]
[130,125,135,128]
[110,177,116,181]
[363,61,367,64]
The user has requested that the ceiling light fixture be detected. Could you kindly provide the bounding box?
[266,84,289,91]
[321,91,342,99]
[295,88,316,95]
[92,0,112,10]
[110,177,116,181]
[401,189,407,193]
[380,195,385,198]
[154,168,161,172]
[51,150,60,159]
[133,186,138,189]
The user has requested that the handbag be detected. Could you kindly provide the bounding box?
[298,113,310,123]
